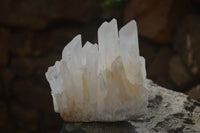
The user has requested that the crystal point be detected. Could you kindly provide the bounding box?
[45,19,149,121]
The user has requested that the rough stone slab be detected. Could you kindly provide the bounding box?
[60,80,200,133]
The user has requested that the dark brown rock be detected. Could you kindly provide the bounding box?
[0,28,10,66]
[174,15,200,79]
[32,53,61,87]
[169,55,193,90]
[187,85,200,101]
[0,0,100,29]
[10,30,50,56]
[148,47,172,76]
[0,68,14,89]
[124,0,173,43]
[11,57,35,76]
[46,27,80,52]
[10,104,39,132]
[8,26,81,56]
[139,40,157,70]
[0,85,3,98]
[124,0,194,43]
[0,102,8,133]
[12,79,53,113]
[40,112,63,133]
[148,47,174,89]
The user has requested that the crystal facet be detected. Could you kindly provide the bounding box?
[45,19,149,121]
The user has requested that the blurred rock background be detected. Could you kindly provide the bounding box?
[0,0,200,132]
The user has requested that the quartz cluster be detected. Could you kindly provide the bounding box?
[45,19,149,121]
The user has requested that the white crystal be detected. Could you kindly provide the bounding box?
[45,19,149,121]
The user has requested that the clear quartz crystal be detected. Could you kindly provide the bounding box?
[45,19,149,121]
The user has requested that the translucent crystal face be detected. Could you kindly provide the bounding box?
[45,19,149,122]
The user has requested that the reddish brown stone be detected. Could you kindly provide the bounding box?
[124,0,173,43]
[124,0,193,43]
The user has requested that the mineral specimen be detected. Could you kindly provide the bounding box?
[60,80,200,132]
[45,19,149,121]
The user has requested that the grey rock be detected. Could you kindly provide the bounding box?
[60,80,200,133]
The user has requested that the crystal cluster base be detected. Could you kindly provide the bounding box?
[45,19,148,121]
